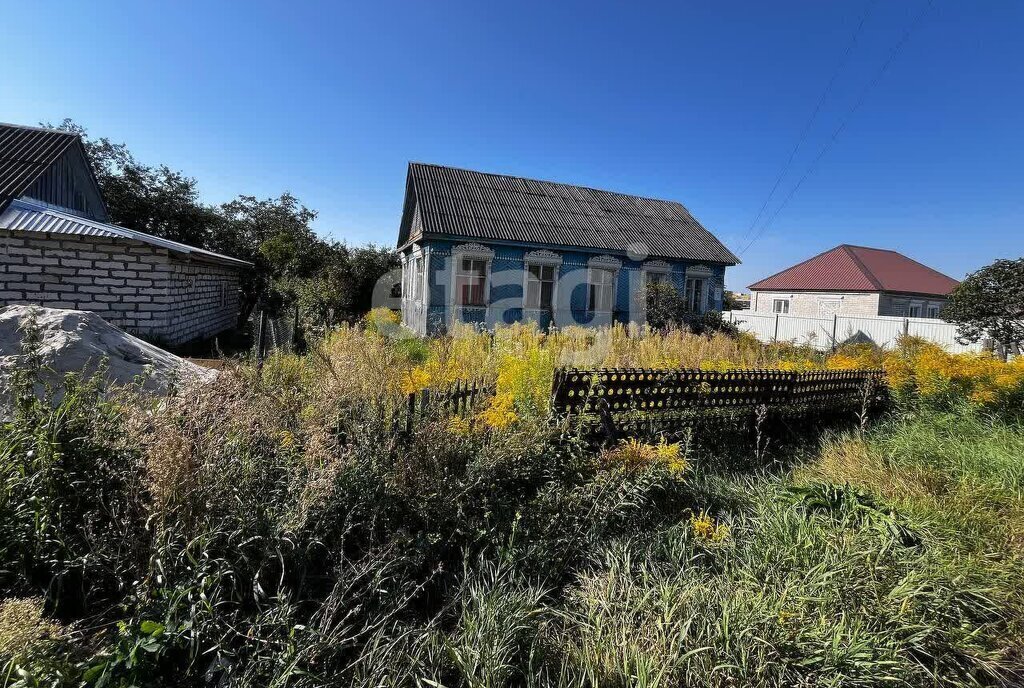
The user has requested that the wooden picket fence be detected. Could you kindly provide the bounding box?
[404,379,495,432]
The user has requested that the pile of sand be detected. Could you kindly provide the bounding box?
[0,305,216,408]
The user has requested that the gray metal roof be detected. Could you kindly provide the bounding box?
[397,162,739,265]
[0,123,105,218]
[1,199,252,268]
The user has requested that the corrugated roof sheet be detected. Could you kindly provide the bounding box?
[749,245,959,296]
[397,162,739,264]
[0,199,252,268]
[0,123,81,215]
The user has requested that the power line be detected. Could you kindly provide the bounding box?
[738,0,935,257]
[736,0,877,250]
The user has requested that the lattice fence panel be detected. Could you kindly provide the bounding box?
[552,367,885,438]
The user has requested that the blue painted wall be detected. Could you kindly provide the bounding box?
[402,239,728,334]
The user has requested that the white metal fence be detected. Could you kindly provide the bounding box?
[723,310,986,354]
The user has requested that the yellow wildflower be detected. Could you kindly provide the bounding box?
[447,415,471,435]
[690,510,730,542]
[477,395,518,429]
[400,367,431,395]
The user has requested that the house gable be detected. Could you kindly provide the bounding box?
[0,123,107,220]
[21,141,108,221]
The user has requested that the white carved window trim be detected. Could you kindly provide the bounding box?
[523,250,562,312]
[451,243,494,308]
[587,255,621,312]
[407,246,426,304]
[642,260,672,289]
[685,264,714,313]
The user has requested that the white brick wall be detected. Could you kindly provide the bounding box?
[750,290,950,319]
[0,229,242,346]
[750,291,880,317]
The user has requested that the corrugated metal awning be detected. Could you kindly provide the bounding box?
[0,199,252,268]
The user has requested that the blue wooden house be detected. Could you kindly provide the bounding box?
[395,163,739,334]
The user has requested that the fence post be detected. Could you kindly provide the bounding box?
[903,318,910,338]
[291,302,300,351]
[256,310,267,362]
[773,313,780,342]
[831,313,838,351]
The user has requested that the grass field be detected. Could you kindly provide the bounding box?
[2,314,1023,686]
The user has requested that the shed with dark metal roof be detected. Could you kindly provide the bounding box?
[0,122,250,345]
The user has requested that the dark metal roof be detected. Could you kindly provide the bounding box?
[397,162,739,264]
[749,244,960,296]
[0,123,106,217]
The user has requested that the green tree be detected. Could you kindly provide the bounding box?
[642,282,739,336]
[644,282,687,330]
[944,257,1024,359]
[213,193,324,321]
[294,243,399,326]
[48,121,399,330]
[52,120,218,247]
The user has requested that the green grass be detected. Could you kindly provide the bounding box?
[3,356,1024,686]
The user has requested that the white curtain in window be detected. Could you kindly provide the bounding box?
[525,264,555,309]
[589,267,616,311]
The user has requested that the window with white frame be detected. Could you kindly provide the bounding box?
[927,304,941,319]
[685,276,706,312]
[647,271,668,287]
[412,255,424,302]
[772,298,790,314]
[908,303,923,318]
[588,267,616,311]
[525,263,556,309]
[456,256,488,306]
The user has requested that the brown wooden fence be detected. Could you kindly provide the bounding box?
[551,367,886,439]
[405,379,495,432]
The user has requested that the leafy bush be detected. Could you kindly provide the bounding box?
[4,318,1024,686]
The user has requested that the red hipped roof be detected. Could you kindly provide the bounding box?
[749,245,959,296]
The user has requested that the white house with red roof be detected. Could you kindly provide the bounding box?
[748,245,959,320]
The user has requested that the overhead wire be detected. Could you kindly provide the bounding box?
[738,0,936,257]
[736,0,878,250]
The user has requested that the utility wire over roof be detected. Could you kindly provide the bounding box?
[397,162,739,265]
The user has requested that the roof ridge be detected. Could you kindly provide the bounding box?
[407,161,690,209]
[847,244,959,283]
[0,122,77,136]
[840,244,884,290]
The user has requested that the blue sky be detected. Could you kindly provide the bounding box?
[3,0,1022,290]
